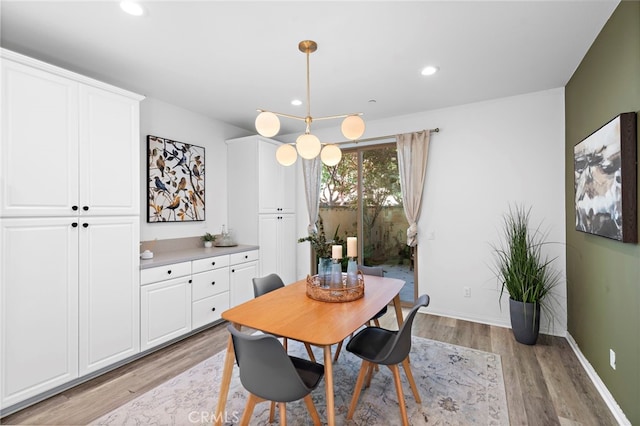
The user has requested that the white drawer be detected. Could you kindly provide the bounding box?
[192,255,230,274]
[140,261,191,285]
[192,292,229,329]
[192,268,230,301]
[230,250,259,265]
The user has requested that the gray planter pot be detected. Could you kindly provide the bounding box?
[509,298,541,345]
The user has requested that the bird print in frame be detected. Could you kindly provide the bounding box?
[147,135,205,222]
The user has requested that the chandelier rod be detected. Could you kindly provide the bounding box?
[327,128,440,146]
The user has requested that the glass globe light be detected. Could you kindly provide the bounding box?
[296,133,321,159]
[276,144,297,166]
[341,115,365,140]
[255,111,280,137]
[320,144,342,166]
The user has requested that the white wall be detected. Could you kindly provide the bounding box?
[139,97,251,241]
[295,88,567,334]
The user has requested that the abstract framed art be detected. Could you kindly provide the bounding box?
[147,135,205,222]
[574,112,637,243]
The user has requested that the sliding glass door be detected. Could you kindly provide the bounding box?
[319,143,416,304]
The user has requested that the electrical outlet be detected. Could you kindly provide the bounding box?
[610,349,616,370]
[464,287,471,297]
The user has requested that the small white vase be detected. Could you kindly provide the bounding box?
[204,241,213,248]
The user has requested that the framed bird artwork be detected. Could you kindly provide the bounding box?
[147,135,205,222]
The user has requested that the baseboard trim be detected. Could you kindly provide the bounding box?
[565,332,630,425]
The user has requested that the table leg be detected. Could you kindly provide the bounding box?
[323,345,335,426]
[214,326,237,426]
[392,294,404,328]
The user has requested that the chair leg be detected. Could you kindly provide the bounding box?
[279,401,287,426]
[239,393,260,426]
[402,357,421,403]
[373,318,381,327]
[304,343,316,362]
[388,364,409,426]
[283,337,288,352]
[269,401,276,423]
[333,340,344,363]
[365,361,378,388]
[347,360,371,420]
[303,394,322,426]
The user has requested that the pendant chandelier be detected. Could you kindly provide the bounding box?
[255,40,365,166]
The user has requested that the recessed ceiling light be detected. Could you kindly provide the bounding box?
[421,65,439,76]
[120,1,145,16]
[291,99,302,106]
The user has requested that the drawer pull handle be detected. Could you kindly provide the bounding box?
[83,206,89,211]
[82,223,89,228]
[72,205,78,211]
[231,269,235,273]
[72,222,78,228]
[212,261,216,265]
[211,307,216,312]
[211,281,215,285]
[245,255,248,259]
[188,279,192,283]
[167,270,172,274]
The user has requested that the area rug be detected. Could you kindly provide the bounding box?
[92,336,508,425]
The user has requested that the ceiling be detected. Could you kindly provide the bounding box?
[0,1,619,137]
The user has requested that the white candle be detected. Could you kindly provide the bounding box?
[332,245,343,259]
[347,237,357,258]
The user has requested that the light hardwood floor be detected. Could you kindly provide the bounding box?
[2,311,618,425]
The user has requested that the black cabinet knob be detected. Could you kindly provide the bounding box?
[72,206,78,211]
[211,307,216,312]
[188,279,192,283]
[82,206,89,211]
[72,222,78,228]
[212,261,215,265]
[244,255,248,259]
[211,281,215,285]
[82,223,89,228]
[167,270,172,274]
[231,269,235,273]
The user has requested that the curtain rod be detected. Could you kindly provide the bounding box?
[331,127,439,146]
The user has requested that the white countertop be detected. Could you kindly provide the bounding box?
[139,244,259,269]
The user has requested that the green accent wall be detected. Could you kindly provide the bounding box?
[565,2,640,423]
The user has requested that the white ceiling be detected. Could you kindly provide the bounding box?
[0,1,619,136]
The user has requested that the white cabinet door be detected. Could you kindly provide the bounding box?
[79,85,140,216]
[140,276,192,351]
[230,260,259,307]
[258,141,281,214]
[0,218,79,407]
[277,214,297,284]
[78,216,140,375]
[258,141,296,214]
[258,214,296,284]
[1,60,79,217]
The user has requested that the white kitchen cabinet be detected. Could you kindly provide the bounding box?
[140,270,192,352]
[0,49,142,411]
[79,217,140,375]
[1,50,142,218]
[227,136,296,282]
[258,214,297,284]
[0,218,79,407]
[229,250,260,307]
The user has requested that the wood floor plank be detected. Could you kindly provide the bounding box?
[1,313,618,425]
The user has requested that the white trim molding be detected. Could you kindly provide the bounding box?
[565,332,630,425]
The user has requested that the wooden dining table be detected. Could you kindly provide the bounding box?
[213,275,405,426]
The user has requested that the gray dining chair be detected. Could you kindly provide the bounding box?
[252,273,317,362]
[227,324,325,426]
[346,294,430,426]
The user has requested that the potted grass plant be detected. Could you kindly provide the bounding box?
[492,205,561,345]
